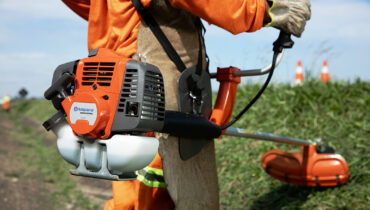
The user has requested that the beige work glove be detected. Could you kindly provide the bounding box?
[265,0,311,37]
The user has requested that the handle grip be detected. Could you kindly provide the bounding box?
[44,73,75,100]
[273,31,294,53]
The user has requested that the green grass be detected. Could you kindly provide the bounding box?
[9,79,370,209]
[9,101,98,209]
[11,98,56,122]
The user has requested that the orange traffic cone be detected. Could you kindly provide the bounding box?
[294,60,304,85]
[320,60,330,83]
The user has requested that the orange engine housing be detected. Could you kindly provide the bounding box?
[62,49,127,139]
[60,48,165,139]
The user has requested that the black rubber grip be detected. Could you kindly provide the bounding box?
[42,111,65,131]
[44,73,75,100]
[273,31,294,53]
[162,111,222,139]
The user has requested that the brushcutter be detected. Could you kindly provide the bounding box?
[42,31,349,187]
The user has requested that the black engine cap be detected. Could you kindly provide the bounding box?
[43,111,65,131]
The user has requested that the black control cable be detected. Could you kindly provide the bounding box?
[219,31,294,130]
[220,52,278,130]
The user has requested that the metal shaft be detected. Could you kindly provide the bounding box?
[224,127,315,146]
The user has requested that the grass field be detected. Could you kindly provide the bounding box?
[10,79,370,209]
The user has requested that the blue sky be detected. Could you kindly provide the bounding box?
[0,0,369,97]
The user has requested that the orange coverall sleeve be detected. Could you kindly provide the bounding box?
[62,0,265,35]
[62,0,90,21]
[168,0,266,34]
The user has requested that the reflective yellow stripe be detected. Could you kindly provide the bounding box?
[136,172,166,188]
[135,166,166,188]
[143,166,163,176]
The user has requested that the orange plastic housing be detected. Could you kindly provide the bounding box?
[62,49,132,139]
[261,145,349,187]
[210,67,241,132]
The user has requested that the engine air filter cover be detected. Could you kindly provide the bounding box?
[62,92,110,138]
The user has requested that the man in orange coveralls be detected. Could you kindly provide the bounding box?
[2,94,11,112]
[61,0,310,209]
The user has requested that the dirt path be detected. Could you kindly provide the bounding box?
[0,111,113,209]
[24,113,114,208]
[0,111,55,209]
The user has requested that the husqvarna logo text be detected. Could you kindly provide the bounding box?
[70,102,98,125]
[74,106,94,113]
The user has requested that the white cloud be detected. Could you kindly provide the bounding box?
[0,52,52,83]
[0,52,48,60]
[205,0,370,43]
[301,0,370,42]
[0,47,87,97]
[0,0,88,97]
[0,0,78,20]
[0,51,66,97]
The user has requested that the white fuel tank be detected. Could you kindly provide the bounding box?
[51,118,159,180]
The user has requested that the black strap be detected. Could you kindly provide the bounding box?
[195,19,203,76]
[132,0,187,71]
[132,0,205,75]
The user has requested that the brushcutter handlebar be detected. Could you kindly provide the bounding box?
[209,31,295,130]
[209,31,293,79]
[232,51,284,77]
[209,51,285,78]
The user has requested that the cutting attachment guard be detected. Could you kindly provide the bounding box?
[224,127,350,187]
[261,145,349,187]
